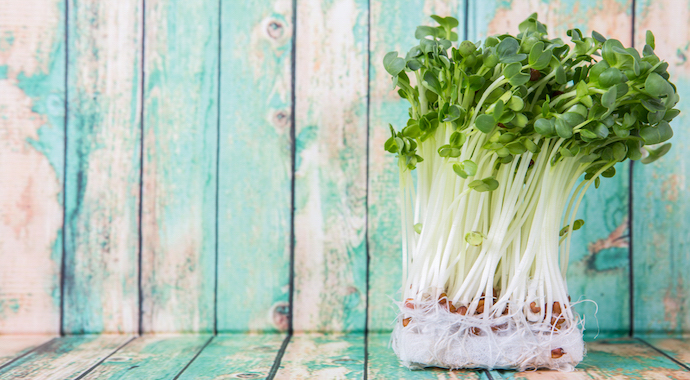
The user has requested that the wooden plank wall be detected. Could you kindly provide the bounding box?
[1,0,689,337]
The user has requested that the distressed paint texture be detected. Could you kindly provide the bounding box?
[469,0,633,336]
[490,339,690,379]
[367,0,465,333]
[644,338,690,367]
[217,0,293,333]
[293,0,369,332]
[0,336,54,367]
[177,334,286,379]
[79,335,211,379]
[63,0,143,334]
[141,0,219,333]
[633,0,690,335]
[0,0,64,334]
[367,333,485,379]
[274,333,365,379]
[0,335,131,380]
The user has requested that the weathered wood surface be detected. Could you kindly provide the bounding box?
[141,0,219,333]
[79,334,211,379]
[367,0,465,333]
[643,337,690,368]
[216,0,293,333]
[469,0,633,336]
[490,339,690,379]
[367,333,486,379]
[0,335,131,380]
[0,0,64,334]
[274,333,364,379]
[292,0,369,333]
[0,336,54,367]
[632,0,690,335]
[177,333,286,379]
[63,0,142,334]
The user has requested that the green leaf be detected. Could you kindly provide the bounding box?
[602,86,617,108]
[504,62,522,78]
[645,72,672,97]
[592,31,606,42]
[469,176,500,192]
[599,67,622,87]
[506,141,527,154]
[555,118,573,139]
[639,121,673,144]
[534,118,555,136]
[497,37,527,63]
[641,142,671,164]
[431,15,459,28]
[415,26,439,39]
[383,52,406,76]
[476,114,496,133]
[646,30,655,50]
[465,231,484,246]
[555,65,567,84]
[449,131,467,147]
[524,139,540,153]
[414,223,423,234]
[422,71,443,95]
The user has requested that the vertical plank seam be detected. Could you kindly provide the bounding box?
[137,0,147,337]
[288,0,298,335]
[213,0,222,336]
[172,336,215,379]
[484,370,495,380]
[0,338,58,373]
[636,338,690,371]
[463,0,469,41]
[628,0,636,338]
[73,336,138,380]
[267,334,292,379]
[60,0,70,337]
[363,0,371,376]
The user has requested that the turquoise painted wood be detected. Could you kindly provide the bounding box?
[274,333,365,379]
[0,335,132,380]
[63,0,143,334]
[177,334,286,379]
[217,0,293,333]
[490,339,690,379]
[367,0,465,333]
[632,0,690,336]
[141,0,219,333]
[79,335,211,379]
[467,0,633,336]
[292,0,369,332]
[642,337,690,368]
[367,333,486,379]
[0,0,65,334]
[0,336,54,367]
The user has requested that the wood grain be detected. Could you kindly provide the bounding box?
[63,0,143,334]
[643,337,690,368]
[177,333,286,379]
[490,339,690,379]
[0,0,64,334]
[141,0,219,333]
[292,0,369,333]
[79,334,211,379]
[367,0,465,333]
[367,333,486,379]
[632,0,690,335]
[469,0,633,336]
[216,0,293,333]
[0,335,132,380]
[0,336,54,367]
[274,333,365,379]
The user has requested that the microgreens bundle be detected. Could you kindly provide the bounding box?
[384,14,679,371]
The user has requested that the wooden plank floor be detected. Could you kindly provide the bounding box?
[1,334,689,379]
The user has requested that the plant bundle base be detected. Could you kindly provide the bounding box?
[391,301,584,371]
